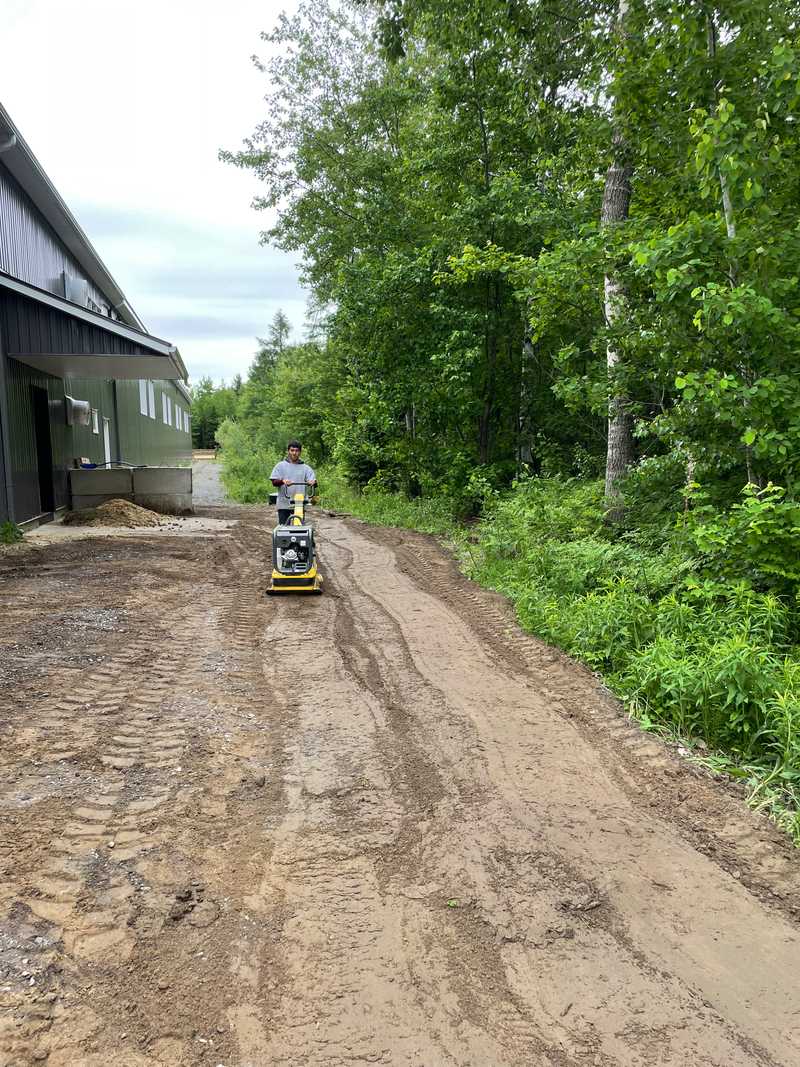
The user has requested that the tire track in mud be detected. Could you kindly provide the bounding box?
[320,522,793,1067]
[1,525,273,1066]
[238,528,581,1067]
[5,650,195,1060]
[360,522,800,914]
[223,531,490,1067]
[3,507,800,1067]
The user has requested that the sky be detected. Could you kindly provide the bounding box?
[1,0,307,385]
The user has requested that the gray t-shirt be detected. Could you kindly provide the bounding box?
[270,459,316,510]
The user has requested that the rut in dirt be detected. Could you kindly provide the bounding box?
[0,503,799,1067]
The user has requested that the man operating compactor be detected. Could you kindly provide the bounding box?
[270,440,317,525]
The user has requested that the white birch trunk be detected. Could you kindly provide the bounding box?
[602,1,634,516]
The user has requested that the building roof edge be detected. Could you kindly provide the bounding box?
[0,101,146,332]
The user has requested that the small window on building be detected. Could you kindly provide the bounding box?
[91,408,99,434]
[175,404,181,429]
[162,394,172,425]
[148,381,156,419]
[183,410,190,433]
[139,380,148,416]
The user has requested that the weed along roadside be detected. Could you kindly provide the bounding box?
[2,497,800,1065]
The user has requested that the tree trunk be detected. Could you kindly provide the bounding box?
[478,278,498,465]
[602,0,634,518]
[602,142,634,511]
[706,15,736,240]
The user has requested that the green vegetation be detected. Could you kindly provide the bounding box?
[206,0,800,840]
[0,521,23,545]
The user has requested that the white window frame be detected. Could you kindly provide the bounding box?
[183,410,190,433]
[139,380,148,416]
[91,408,99,435]
[162,393,169,424]
[175,404,182,429]
[102,417,111,466]
[148,381,156,419]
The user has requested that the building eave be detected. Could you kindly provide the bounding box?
[0,101,146,332]
[0,270,187,381]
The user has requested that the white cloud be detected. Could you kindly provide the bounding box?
[1,0,306,382]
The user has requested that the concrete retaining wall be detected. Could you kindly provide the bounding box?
[70,468,133,511]
[69,467,193,515]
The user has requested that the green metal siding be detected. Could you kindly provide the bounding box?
[3,366,191,523]
[115,379,191,467]
[64,377,115,465]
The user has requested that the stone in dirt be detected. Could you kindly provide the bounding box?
[187,901,220,928]
[62,498,165,528]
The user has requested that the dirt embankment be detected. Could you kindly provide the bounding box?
[0,504,798,1067]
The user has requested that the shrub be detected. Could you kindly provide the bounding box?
[0,521,23,545]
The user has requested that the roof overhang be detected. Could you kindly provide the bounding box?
[0,103,145,331]
[0,270,187,381]
[12,352,186,380]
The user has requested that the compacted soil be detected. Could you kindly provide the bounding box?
[1,500,799,1067]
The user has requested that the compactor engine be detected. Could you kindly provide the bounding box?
[267,484,324,594]
[273,525,314,575]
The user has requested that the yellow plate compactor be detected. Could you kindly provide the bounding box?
[267,482,324,594]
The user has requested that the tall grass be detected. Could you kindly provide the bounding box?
[318,466,458,535]
[216,422,458,534]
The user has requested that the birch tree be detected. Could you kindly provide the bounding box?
[602,0,634,517]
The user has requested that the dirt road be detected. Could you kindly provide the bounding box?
[1,502,799,1067]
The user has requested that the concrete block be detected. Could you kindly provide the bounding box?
[134,492,193,516]
[132,467,192,495]
[72,493,134,511]
[70,468,133,495]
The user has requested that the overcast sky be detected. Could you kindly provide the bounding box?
[1,0,306,385]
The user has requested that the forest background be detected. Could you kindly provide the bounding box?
[192,0,800,841]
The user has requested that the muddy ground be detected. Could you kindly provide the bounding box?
[1,499,799,1066]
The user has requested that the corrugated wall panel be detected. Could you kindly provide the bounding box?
[115,379,191,467]
[0,164,111,313]
[63,378,116,465]
[0,291,152,359]
[6,356,70,520]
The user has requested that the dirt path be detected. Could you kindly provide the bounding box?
[1,506,799,1067]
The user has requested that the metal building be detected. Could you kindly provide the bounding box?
[0,102,191,526]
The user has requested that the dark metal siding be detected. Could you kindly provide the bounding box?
[5,357,70,521]
[0,163,112,313]
[0,291,152,359]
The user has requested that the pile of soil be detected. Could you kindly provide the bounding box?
[62,498,165,528]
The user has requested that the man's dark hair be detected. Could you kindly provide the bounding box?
[287,439,302,450]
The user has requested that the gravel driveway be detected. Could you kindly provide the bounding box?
[191,456,227,505]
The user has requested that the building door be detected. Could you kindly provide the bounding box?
[31,386,55,514]
[103,417,111,467]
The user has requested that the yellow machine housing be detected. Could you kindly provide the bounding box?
[268,490,324,595]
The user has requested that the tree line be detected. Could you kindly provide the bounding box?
[209,0,800,522]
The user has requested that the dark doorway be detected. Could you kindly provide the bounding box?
[31,386,55,515]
